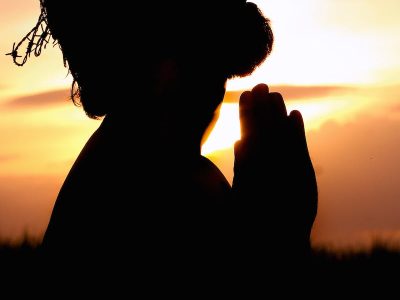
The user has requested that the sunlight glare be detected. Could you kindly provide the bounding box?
[201,99,348,155]
[202,104,240,155]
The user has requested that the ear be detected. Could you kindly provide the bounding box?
[154,58,180,96]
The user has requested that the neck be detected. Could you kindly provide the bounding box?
[101,109,202,159]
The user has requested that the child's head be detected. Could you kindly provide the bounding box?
[13,1,273,120]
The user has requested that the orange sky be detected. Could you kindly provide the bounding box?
[1,0,400,249]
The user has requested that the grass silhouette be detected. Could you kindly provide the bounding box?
[1,236,400,289]
[2,237,400,266]
[312,240,400,271]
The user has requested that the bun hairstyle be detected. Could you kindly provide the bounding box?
[9,1,273,119]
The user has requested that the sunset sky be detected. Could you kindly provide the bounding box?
[1,0,400,249]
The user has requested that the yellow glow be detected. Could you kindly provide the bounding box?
[0,106,99,176]
[286,99,350,130]
[202,99,350,155]
[2,0,400,247]
[227,0,400,90]
[202,104,240,155]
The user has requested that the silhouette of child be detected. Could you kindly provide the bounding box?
[10,0,317,279]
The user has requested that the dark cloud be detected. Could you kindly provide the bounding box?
[4,85,360,108]
[0,154,19,162]
[223,85,356,103]
[4,89,70,108]
[272,85,356,100]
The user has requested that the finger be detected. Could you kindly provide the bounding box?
[254,92,288,142]
[251,83,269,95]
[266,92,288,121]
[239,90,255,140]
[233,140,243,167]
[241,85,290,144]
[242,84,280,140]
[288,110,310,158]
[250,84,286,122]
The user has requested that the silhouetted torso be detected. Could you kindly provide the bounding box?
[42,114,231,267]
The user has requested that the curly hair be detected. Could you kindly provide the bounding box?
[9,1,273,119]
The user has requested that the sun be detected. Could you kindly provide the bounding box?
[201,104,240,155]
[201,99,347,155]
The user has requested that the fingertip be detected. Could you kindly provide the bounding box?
[239,90,252,105]
[234,140,241,153]
[269,92,287,117]
[289,110,304,126]
[239,91,253,114]
[289,110,307,146]
[251,83,269,94]
[239,91,254,139]
[234,139,246,163]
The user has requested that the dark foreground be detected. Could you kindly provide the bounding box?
[1,238,399,293]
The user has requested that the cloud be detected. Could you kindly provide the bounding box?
[391,103,400,112]
[4,89,70,109]
[6,85,360,108]
[271,85,356,100]
[207,112,400,249]
[307,116,400,248]
[223,85,356,103]
[0,154,19,162]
